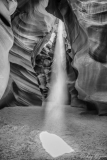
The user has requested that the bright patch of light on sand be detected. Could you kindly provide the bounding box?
[40,131,74,158]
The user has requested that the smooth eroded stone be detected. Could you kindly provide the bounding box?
[0,0,14,99]
[8,0,56,106]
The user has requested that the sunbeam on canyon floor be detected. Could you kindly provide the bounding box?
[39,20,74,158]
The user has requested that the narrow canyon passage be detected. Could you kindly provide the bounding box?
[0,20,107,160]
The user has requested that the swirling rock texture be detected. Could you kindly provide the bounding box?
[1,0,107,115]
[65,0,107,115]
[8,0,56,106]
[0,0,14,99]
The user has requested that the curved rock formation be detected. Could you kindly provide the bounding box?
[6,0,56,106]
[66,0,107,114]
[0,0,14,99]
[1,0,107,115]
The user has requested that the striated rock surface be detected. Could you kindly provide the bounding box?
[8,0,56,106]
[0,0,14,99]
[68,0,107,114]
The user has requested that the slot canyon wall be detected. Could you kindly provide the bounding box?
[69,0,107,110]
[1,0,107,115]
[0,0,57,107]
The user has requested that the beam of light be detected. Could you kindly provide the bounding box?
[46,20,68,109]
[39,20,75,158]
[39,131,74,158]
[43,20,68,124]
